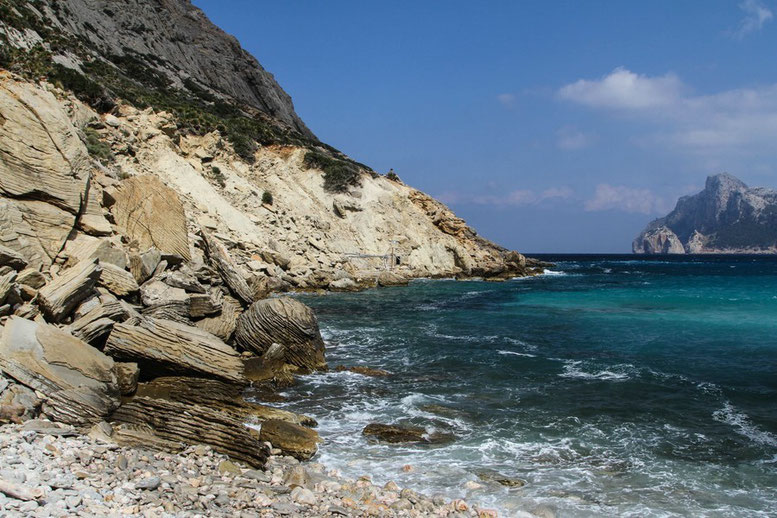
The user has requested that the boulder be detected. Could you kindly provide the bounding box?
[258,419,321,460]
[195,295,241,341]
[0,244,27,270]
[140,280,187,307]
[129,248,161,284]
[0,317,120,426]
[188,290,223,318]
[476,469,526,488]
[69,299,130,344]
[0,270,16,306]
[376,272,409,287]
[329,277,359,292]
[37,259,102,322]
[104,318,245,383]
[16,269,45,289]
[98,263,140,297]
[235,297,326,372]
[111,175,191,261]
[200,230,254,305]
[111,396,270,467]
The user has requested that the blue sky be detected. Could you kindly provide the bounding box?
[193,0,777,253]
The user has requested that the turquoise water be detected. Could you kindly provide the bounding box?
[273,256,777,517]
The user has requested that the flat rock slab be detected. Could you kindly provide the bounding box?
[111,176,191,261]
[104,318,245,383]
[0,317,120,426]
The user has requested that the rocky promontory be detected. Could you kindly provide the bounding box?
[633,173,777,254]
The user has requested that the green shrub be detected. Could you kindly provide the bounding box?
[262,191,273,205]
[386,171,400,182]
[302,150,362,193]
[48,64,113,112]
[83,127,113,163]
[210,166,226,188]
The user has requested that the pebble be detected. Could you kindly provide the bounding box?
[0,422,493,517]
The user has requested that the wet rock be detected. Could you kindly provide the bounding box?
[476,469,526,487]
[377,271,409,287]
[259,419,320,460]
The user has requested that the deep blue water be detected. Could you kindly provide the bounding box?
[272,255,777,517]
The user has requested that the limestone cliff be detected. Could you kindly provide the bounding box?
[0,0,537,288]
[633,174,777,254]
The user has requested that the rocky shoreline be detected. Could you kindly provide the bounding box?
[0,421,498,517]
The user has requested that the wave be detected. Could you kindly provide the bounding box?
[712,402,777,448]
[498,350,537,358]
[559,360,632,381]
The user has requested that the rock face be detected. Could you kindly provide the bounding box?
[634,174,777,254]
[111,176,191,261]
[235,298,326,372]
[0,317,120,426]
[41,0,313,138]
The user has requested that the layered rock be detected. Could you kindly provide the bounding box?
[634,174,777,254]
[104,318,246,383]
[111,396,269,468]
[235,298,326,372]
[0,317,120,426]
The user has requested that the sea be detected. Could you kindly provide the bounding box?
[269,255,777,517]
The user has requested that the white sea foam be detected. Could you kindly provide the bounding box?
[498,350,537,358]
[712,401,777,448]
[559,360,631,381]
[543,269,568,276]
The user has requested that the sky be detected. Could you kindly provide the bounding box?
[193,0,777,253]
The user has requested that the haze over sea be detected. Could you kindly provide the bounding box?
[265,255,777,517]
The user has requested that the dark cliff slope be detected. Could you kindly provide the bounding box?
[633,173,777,254]
[51,0,313,138]
[0,0,332,162]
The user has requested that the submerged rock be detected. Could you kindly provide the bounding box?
[362,423,455,445]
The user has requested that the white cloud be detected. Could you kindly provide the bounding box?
[584,184,667,215]
[559,67,777,157]
[497,93,516,108]
[440,186,573,207]
[558,67,683,110]
[556,126,597,150]
[732,0,773,38]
